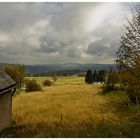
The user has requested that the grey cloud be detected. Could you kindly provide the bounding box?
[37,3,128,61]
[42,3,99,43]
[86,39,116,57]
[39,41,61,53]
[84,5,126,59]
[0,3,138,64]
[36,3,100,58]
[86,21,121,58]
[38,36,70,53]
[0,3,45,32]
[63,43,83,58]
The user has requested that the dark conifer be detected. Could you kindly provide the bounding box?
[93,70,98,83]
[85,70,93,84]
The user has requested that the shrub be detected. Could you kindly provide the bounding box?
[103,72,119,91]
[52,75,58,82]
[119,59,140,104]
[26,80,42,92]
[43,79,53,86]
[125,68,140,104]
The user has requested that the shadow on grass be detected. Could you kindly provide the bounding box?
[100,86,123,95]
[1,119,140,138]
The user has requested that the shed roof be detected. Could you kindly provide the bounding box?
[0,70,16,94]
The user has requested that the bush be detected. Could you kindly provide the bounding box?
[119,60,140,104]
[125,70,140,104]
[52,75,58,82]
[26,80,42,92]
[43,79,53,86]
[103,72,119,91]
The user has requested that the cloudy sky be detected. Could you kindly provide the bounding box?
[0,2,139,64]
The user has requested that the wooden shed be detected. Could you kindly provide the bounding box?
[0,70,16,132]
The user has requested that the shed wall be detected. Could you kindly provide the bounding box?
[0,91,12,132]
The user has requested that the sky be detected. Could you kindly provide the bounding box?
[0,2,139,65]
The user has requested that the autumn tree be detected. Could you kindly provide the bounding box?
[103,72,119,91]
[5,64,26,89]
[116,8,140,104]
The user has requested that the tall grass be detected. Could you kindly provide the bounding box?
[0,76,140,137]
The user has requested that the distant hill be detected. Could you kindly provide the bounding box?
[26,63,117,75]
[0,62,117,75]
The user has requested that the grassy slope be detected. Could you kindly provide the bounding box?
[1,76,140,138]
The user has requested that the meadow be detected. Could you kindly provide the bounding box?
[0,76,140,138]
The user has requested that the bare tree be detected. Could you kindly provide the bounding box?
[116,7,140,70]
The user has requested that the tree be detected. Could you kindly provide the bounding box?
[97,70,106,83]
[85,70,93,84]
[5,64,26,89]
[116,9,140,71]
[103,72,119,91]
[93,70,98,83]
[116,8,140,104]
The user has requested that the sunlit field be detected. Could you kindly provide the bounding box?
[1,76,140,138]
[27,76,85,86]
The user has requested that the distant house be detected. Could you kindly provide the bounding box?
[0,70,16,132]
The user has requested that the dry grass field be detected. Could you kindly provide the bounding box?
[1,76,140,138]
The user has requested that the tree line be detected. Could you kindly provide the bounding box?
[85,69,107,84]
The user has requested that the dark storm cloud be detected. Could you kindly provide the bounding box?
[86,39,116,57]
[86,18,122,58]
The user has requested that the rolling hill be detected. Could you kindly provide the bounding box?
[26,63,117,75]
[0,63,117,75]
